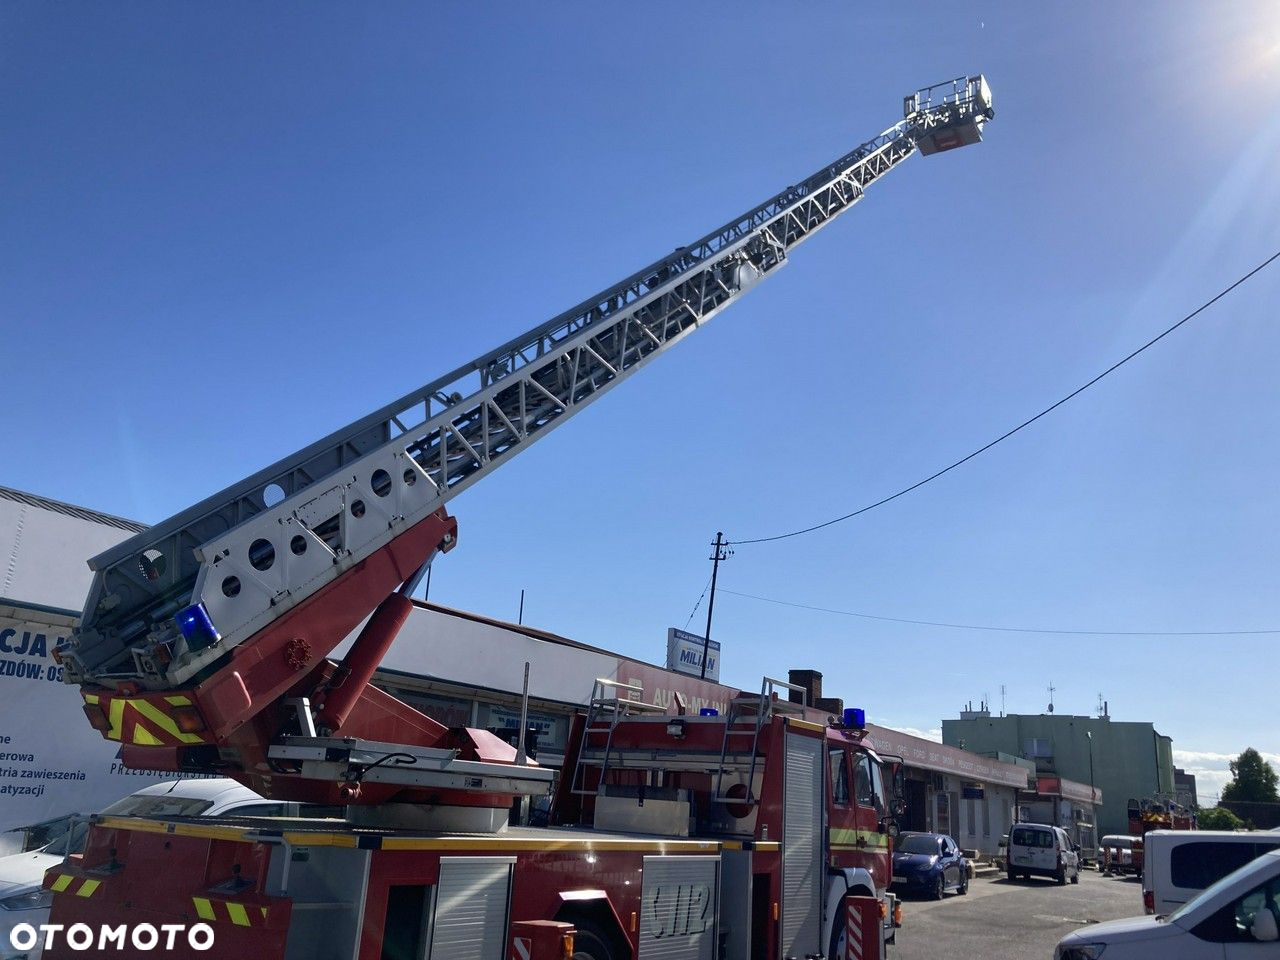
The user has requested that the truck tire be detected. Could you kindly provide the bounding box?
[570,920,619,960]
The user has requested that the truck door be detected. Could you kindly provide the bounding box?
[851,750,890,890]
[782,731,823,959]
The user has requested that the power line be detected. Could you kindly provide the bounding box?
[720,588,1280,637]
[683,574,713,629]
[730,249,1280,545]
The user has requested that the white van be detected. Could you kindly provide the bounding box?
[1142,829,1280,916]
[1055,847,1280,959]
[1007,822,1081,885]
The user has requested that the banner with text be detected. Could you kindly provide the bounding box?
[665,628,720,682]
[0,615,184,843]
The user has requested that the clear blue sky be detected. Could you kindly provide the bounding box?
[4,2,1278,803]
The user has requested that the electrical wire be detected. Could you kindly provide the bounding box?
[720,588,1280,636]
[730,249,1280,545]
[684,575,713,629]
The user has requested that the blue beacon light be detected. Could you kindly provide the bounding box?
[843,707,866,729]
[175,602,221,651]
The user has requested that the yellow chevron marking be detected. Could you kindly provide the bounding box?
[225,902,250,927]
[76,879,101,898]
[164,695,193,706]
[130,699,205,745]
[260,906,269,920]
[107,697,127,742]
[84,694,100,705]
[132,725,163,746]
[51,874,73,893]
[193,897,216,921]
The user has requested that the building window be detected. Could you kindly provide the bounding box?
[983,799,992,837]
[1023,738,1052,758]
[966,798,977,836]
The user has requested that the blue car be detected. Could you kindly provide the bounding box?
[891,832,969,899]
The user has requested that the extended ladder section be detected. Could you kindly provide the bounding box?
[61,76,993,692]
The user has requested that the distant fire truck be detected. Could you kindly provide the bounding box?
[1124,796,1196,879]
[40,76,993,959]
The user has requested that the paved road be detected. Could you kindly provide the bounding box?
[891,870,1144,960]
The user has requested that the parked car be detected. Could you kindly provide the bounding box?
[1007,822,1081,885]
[1101,833,1141,876]
[890,831,969,899]
[0,778,327,960]
[1141,828,1280,916]
[1055,847,1280,959]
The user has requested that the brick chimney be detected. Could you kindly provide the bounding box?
[788,669,822,707]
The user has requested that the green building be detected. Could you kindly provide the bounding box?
[941,708,1175,839]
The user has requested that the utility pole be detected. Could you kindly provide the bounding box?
[700,532,731,679]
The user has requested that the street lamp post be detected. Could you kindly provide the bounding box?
[1086,730,1097,858]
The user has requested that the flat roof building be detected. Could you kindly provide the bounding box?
[942,708,1174,839]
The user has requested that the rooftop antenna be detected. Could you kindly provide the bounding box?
[1097,692,1105,718]
[1000,684,1006,717]
[1047,682,1055,714]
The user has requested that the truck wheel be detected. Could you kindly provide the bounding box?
[570,921,618,960]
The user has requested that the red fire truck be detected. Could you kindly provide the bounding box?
[38,76,993,960]
[1124,797,1197,879]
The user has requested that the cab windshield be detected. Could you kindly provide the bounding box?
[99,794,215,818]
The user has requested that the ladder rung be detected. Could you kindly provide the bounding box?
[711,795,760,805]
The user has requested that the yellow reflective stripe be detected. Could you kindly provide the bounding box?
[51,874,74,893]
[829,827,890,849]
[225,902,250,927]
[84,694,100,705]
[193,897,216,921]
[76,879,101,898]
[132,725,163,746]
[260,906,269,920]
[164,695,193,706]
[106,697,127,741]
[129,699,205,745]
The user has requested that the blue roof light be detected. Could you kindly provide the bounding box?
[844,707,866,729]
[699,707,719,717]
[176,602,220,651]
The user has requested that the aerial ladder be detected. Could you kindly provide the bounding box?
[56,76,994,825]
